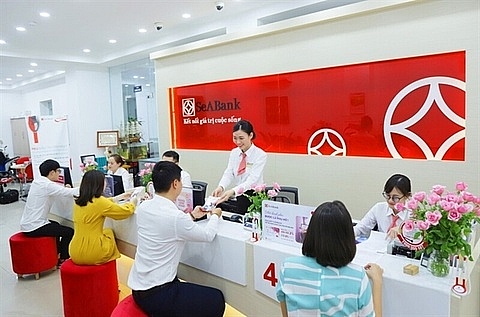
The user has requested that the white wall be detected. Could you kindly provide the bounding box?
[0,68,112,183]
[152,0,480,219]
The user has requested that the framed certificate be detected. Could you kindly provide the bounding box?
[96,130,119,147]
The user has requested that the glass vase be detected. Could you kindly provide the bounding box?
[427,249,450,277]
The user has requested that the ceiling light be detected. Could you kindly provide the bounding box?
[182,13,191,19]
[0,82,2,85]
[145,84,151,87]
[16,74,23,77]
[109,39,117,44]
[39,12,50,18]
[138,28,147,33]
[133,76,138,79]
[83,48,91,53]
[28,69,35,73]
[30,62,38,67]
[6,78,12,81]
[140,76,145,79]
[0,40,6,45]
[16,26,26,32]
[124,85,129,87]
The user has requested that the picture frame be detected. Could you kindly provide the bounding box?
[80,154,96,165]
[97,130,119,147]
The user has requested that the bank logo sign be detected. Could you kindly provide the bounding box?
[182,98,195,117]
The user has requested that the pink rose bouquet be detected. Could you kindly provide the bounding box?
[239,182,282,215]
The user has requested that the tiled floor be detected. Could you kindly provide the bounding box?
[0,183,244,316]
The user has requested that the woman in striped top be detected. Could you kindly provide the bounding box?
[276,201,383,316]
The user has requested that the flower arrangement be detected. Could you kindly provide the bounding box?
[400,182,480,261]
[241,182,281,215]
[138,162,154,186]
[79,160,98,173]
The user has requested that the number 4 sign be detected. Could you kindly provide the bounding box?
[253,240,301,300]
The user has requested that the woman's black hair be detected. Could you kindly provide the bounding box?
[75,170,105,206]
[384,173,411,196]
[109,154,125,165]
[233,119,256,140]
[302,200,356,268]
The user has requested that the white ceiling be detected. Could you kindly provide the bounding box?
[1,0,343,91]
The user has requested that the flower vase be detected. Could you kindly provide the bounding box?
[427,250,450,277]
[251,211,262,242]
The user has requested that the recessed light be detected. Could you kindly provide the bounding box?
[133,76,138,79]
[145,84,151,87]
[0,40,6,45]
[83,48,91,53]
[16,74,23,77]
[109,39,117,44]
[30,62,38,67]
[6,78,12,81]
[16,26,26,32]
[124,84,129,87]
[140,76,145,79]
[28,69,35,73]
[182,13,191,19]
[138,28,147,33]
[0,82,2,85]
[39,12,50,18]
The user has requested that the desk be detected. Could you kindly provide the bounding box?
[10,162,30,200]
[49,204,480,316]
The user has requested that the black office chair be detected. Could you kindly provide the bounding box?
[192,180,208,207]
[266,186,299,204]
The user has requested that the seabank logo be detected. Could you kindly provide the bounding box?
[384,76,465,160]
[182,98,195,117]
[182,97,241,117]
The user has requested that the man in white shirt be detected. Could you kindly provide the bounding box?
[128,161,225,316]
[20,159,77,264]
[161,150,192,189]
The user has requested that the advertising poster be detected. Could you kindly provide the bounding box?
[262,200,315,248]
[170,51,465,161]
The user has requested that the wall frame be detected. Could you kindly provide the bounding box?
[97,130,119,147]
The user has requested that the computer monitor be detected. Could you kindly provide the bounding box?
[112,175,125,196]
[57,166,73,187]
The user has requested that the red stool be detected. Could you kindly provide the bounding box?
[110,294,147,317]
[60,259,119,317]
[9,232,58,280]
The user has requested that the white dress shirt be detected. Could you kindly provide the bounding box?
[353,201,409,237]
[127,194,220,290]
[218,143,267,196]
[20,175,77,232]
[181,170,192,189]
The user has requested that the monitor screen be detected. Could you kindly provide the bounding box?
[56,166,73,187]
[112,175,125,196]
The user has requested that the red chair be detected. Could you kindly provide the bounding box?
[9,232,58,280]
[15,156,33,182]
[60,259,119,317]
[110,295,147,317]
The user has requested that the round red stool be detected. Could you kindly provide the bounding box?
[110,294,147,317]
[60,259,119,317]
[9,232,58,280]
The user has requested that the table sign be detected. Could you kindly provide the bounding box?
[262,200,315,247]
[176,186,193,212]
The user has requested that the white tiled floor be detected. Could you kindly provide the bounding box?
[0,183,244,317]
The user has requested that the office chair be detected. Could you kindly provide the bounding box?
[192,181,208,207]
[15,157,34,182]
[266,186,299,204]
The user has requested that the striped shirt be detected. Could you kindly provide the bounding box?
[276,256,374,317]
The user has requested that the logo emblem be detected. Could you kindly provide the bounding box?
[384,76,466,160]
[182,98,195,117]
[307,128,346,156]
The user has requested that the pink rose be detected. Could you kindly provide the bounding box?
[407,199,419,210]
[462,191,475,203]
[395,202,406,212]
[431,185,446,195]
[403,219,415,232]
[237,187,245,195]
[254,184,264,193]
[427,193,441,205]
[456,203,472,214]
[475,207,480,217]
[413,191,426,202]
[425,210,442,225]
[444,193,460,203]
[455,182,468,191]
[440,200,455,212]
[272,182,281,191]
[448,209,461,222]
[139,170,146,176]
[267,189,278,198]
[416,220,430,230]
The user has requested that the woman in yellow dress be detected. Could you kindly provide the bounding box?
[69,170,137,265]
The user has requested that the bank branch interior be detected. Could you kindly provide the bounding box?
[1,0,480,316]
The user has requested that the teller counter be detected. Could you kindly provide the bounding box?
[49,201,480,316]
